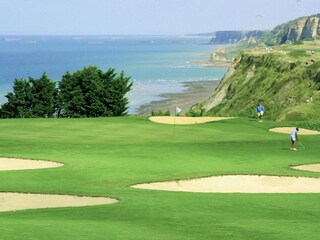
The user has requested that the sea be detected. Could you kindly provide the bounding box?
[0,35,227,114]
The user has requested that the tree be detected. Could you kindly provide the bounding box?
[58,66,132,117]
[0,66,133,118]
[0,79,32,118]
[58,71,87,118]
[0,74,57,118]
[29,73,57,117]
[101,69,133,116]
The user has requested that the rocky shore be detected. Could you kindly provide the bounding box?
[137,80,219,116]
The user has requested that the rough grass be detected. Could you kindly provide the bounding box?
[0,117,320,239]
[206,41,320,121]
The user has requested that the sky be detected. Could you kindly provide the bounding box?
[0,0,319,35]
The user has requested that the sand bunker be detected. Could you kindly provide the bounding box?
[0,157,63,171]
[269,127,320,135]
[292,164,320,173]
[0,193,118,212]
[0,158,118,212]
[132,175,320,193]
[149,116,233,125]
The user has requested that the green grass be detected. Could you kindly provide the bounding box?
[205,41,320,121]
[0,117,320,240]
[245,40,320,63]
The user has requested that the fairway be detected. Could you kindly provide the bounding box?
[0,117,320,239]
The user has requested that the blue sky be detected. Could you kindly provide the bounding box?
[0,0,319,35]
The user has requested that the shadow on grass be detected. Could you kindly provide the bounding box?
[281,148,291,151]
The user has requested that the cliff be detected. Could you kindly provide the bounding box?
[210,30,267,44]
[263,14,320,45]
[197,41,320,121]
[209,14,320,46]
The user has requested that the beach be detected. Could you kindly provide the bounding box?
[137,80,219,115]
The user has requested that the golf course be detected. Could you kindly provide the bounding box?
[0,116,320,239]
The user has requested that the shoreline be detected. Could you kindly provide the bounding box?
[136,80,219,116]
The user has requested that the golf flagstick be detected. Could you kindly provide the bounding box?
[174,110,176,135]
[174,107,181,135]
[175,107,181,115]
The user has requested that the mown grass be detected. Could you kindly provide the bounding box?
[0,117,320,240]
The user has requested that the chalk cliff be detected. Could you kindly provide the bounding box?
[210,30,267,44]
[264,14,320,45]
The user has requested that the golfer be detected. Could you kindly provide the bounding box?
[256,103,264,122]
[290,127,299,151]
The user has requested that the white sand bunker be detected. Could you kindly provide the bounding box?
[0,193,118,212]
[0,157,63,171]
[292,163,320,173]
[269,127,320,135]
[0,158,117,212]
[149,116,233,125]
[132,175,320,193]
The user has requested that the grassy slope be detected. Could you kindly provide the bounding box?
[206,41,320,121]
[262,14,320,45]
[0,117,320,239]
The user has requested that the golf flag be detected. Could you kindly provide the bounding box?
[175,107,181,115]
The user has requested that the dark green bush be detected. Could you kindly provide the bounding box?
[187,105,206,117]
[292,40,304,45]
[151,110,170,116]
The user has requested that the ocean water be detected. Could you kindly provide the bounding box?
[0,35,227,114]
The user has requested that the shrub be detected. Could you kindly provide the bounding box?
[186,105,207,117]
[292,40,304,45]
[151,110,170,116]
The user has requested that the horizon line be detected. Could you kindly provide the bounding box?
[0,29,271,37]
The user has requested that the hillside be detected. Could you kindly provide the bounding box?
[208,14,320,46]
[210,30,267,44]
[263,14,320,45]
[198,14,320,70]
[197,41,320,121]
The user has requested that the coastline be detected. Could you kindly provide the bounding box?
[136,80,219,116]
